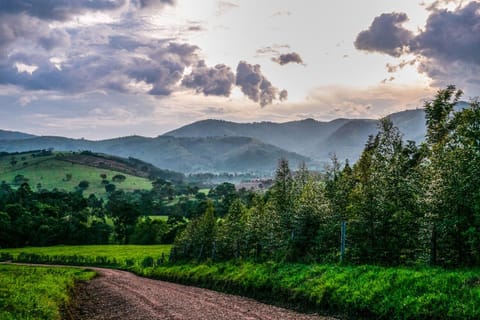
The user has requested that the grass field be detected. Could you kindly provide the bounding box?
[0,264,95,320]
[0,152,152,198]
[0,245,172,268]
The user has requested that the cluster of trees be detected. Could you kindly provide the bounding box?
[174,86,480,267]
[0,184,189,248]
[0,171,254,248]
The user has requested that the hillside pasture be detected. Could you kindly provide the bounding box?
[0,152,152,197]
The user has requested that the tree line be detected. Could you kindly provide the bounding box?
[0,170,253,248]
[173,86,480,267]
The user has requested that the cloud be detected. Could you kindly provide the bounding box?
[0,0,127,21]
[354,12,414,57]
[182,61,235,96]
[236,61,285,107]
[135,0,176,9]
[0,0,283,109]
[299,84,435,120]
[216,1,239,16]
[386,59,416,73]
[271,52,305,65]
[355,2,480,93]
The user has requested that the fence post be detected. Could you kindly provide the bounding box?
[340,221,347,263]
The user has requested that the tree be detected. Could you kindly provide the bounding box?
[131,217,168,244]
[106,191,141,244]
[270,158,294,256]
[78,180,89,190]
[423,87,480,266]
[217,199,247,259]
[348,118,422,265]
[174,200,217,260]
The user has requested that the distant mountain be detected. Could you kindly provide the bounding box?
[165,108,431,163]
[1,103,471,173]
[0,135,308,173]
[0,129,36,140]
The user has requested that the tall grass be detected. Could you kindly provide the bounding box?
[144,262,480,319]
[0,264,95,320]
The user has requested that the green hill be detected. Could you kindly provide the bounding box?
[0,151,155,197]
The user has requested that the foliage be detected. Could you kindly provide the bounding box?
[0,264,95,320]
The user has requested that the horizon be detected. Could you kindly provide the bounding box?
[2,105,427,140]
[1,1,479,139]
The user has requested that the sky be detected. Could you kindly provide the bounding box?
[0,0,479,139]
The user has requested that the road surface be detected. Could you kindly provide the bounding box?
[67,267,334,320]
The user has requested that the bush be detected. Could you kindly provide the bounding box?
[78,180,90,189]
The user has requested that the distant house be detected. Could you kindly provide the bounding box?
[235,179,273,191]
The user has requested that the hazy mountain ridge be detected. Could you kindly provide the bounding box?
[1,103,471,173]
[165,108,432,162]
[0,129,37,140]
[0,135,308,173]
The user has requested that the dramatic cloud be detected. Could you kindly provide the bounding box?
[355,2,480,92]
[182,61,235,96]
[354,12,414,57]
[135,0,176,9]
[0,0,286,117]
[271,52,305,66]
[236,61,285,107]
[0,0,126,21]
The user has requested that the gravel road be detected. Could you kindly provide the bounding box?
[67,267,333,320]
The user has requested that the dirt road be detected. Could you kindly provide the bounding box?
[67,267,332,320]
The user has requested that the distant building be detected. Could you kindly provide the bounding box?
[235,178,273,191]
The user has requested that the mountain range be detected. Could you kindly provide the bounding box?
[1,105,460,174]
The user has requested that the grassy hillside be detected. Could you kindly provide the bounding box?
[0,151,153,197]
[0,264,95,320]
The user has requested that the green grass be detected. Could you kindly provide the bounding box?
[149,215,169,222]
[0,264,95,320]
[143,262,480,320]
[0,153,152,198]
[3,245,477,319]
[0,245,172,269]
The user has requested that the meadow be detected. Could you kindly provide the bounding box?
[0,153,152,198]
[0,264,95,320]
[0,245,172,269]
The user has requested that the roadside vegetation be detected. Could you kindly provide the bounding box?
[0,264,95,320]
[145,262,480,319]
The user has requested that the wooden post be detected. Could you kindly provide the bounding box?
[340,221,346,263]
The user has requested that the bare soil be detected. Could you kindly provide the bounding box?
[66,268,333,320]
